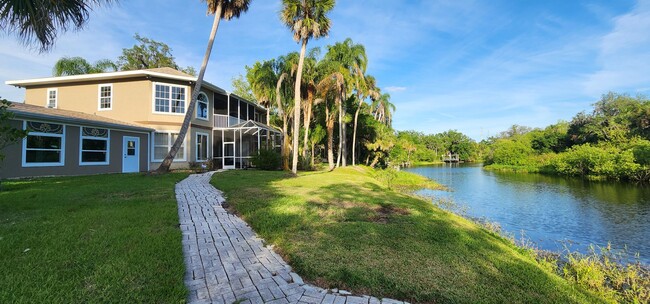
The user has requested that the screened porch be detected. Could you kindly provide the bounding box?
[212,120,282,169]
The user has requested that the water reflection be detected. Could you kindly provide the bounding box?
[405,164,650,264]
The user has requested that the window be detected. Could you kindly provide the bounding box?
[154,83,186,114]
[196,92,209,120]
[98,84,112,110]
[80,127,109,165]
[153,132,185,161]
[23,121,64,167]
[229,97,238,117]
[47,89,57,108]
[196,133,209,161]
[214,93,228,115]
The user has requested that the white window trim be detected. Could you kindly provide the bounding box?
[79,128,110,166]
[195,132,210,162]
[151,82,188,116]
[46,88,58,109]
[22,121,66,167]
[97,84,113,111]
[152,130,186,162]
[195,92,210,121]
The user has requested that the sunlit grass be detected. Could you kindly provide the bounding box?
[212,167,605,303]
[0,173,189,303]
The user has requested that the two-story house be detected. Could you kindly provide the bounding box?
[1,67,281,179]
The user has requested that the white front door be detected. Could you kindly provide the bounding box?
[122,136,140,173]
[223,142,235,170]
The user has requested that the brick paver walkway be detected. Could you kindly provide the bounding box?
[175,172,408,304]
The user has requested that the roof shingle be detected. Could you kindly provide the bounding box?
[8,102,153,132]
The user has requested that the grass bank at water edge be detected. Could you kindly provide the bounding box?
[212,166,605,303]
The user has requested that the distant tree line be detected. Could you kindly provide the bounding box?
[483,92,650,183]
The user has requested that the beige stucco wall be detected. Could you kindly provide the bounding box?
[23,77,216,130]
[0,119,150,179]
[147,124,215,170]
[15,75,272,173]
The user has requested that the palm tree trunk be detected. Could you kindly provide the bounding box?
[266,108,270,126]
[156,3,222,173]
[275,73,287,170]
[341,98,347,167]
[369,154,380,168]
[352,95,362,166]
[301,96,312,161]
[291,39,308,174]
[282,118,289,170]
[310,142,315,168]
[336,96,342,168]
[265,107,270,147]
[326,107,335,171]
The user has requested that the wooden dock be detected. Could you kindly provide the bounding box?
[443,154,461,163]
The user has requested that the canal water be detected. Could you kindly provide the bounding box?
[404,164,650,264]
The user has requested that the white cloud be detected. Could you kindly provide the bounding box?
[385,86,407,93]
[583,0,650,96]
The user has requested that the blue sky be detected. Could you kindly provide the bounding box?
[1,0,649,140]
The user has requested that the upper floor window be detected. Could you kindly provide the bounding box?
[23,121,65,167]
[46,88,57,108]
[154,83,186,114]
[196,92,209,120]
[98,84,112,110]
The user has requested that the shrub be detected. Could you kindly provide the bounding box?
[552,145,640,180]
[486,139,534,166]
[562,244,650,303]
[251,149,281,170]
[373,167,398,190]
[188,161,210,173]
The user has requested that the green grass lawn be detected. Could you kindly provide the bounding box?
[0,173,189,303]
[212,167,606,304]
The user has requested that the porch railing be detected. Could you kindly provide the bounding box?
[214,114,229,128]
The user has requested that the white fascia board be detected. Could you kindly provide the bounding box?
[5,70,196,87]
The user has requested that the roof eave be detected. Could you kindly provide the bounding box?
[5,70,197,87]
[11,110,154,132]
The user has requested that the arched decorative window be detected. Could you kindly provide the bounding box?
[196,92,209,120]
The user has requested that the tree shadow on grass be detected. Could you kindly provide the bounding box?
[211,171,603,304]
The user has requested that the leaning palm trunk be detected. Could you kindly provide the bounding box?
[275,73,289,171]
[369,154,380,168]
[291,40,308,174]
[156,4,223,173]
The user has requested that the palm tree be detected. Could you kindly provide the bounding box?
[156,0,250,173]
[280,0,335,175]
[323,38,367,167]
[300,48,320,164]
[316,71,345,171]
[246,60,276,126]
[308,124,325,168]
[372,93,396,126]
[353,74,379,165]
[366,123,395,168]
[274,55,296,171]
[53,56,117,76]
[0,0,113,52]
